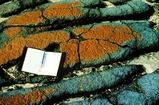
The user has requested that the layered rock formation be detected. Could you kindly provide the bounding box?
[0,0,159,104]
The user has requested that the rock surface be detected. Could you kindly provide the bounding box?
[0,0,159,104]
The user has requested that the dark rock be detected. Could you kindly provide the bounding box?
[125,21,159,50]
[1,1,151,28]
[109,70,159,105]
[71,21,159,68]
[117,90,151,105]
[100,1,152,20]
[0,21,158,69]
[0,0,158,104]
[137,73,159,104]
[0,76,6,86]
[0,65,143,104]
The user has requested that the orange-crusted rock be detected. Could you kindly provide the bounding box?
[114,26,132,33]
[81,25,115,39]
[68,38,79,44]
[72,28,89,36]
[5,27,21,37]
[110,31,134,44]
[70,7,83,17]
[25,31,70,49]
[99,40,119,53]
[60,39,79,67]
[0,37,25,65]
[110,26,142,44]
[6,10,44,26]
[43,2,82,18]
[79,39,106,61]
[133,32,142,41]
[0,88,55,105]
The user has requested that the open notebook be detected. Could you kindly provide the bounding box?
[21,48,63,76]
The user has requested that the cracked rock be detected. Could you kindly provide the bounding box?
[0,0,159,104]
[0,1,151,29]
[0,21,159,70]
[0,65,143,105]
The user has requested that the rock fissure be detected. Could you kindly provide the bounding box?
[97,39,112,61]
[108,40,135,50]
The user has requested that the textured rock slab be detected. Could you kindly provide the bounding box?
[0,0,158,104]
[0,0,46,17]
[117,90,151,105]
[0,65,143,105]
[0,1,151,28]
[0,21,158,70]
[61,69,159,104]
[1,0,105,27]
[109,70,159,105]
[0,0,153,69]
[137,73,159,103]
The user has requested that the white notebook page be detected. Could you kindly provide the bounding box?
[22,48,62,76]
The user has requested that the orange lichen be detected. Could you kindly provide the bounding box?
[5,27,21,37]
[79,39,106,61]
[0,88,56,105]
[60,39,79,67]
[25,31,70,49]
[43,2,82,18]
[70,7,82,17]
[72,28,89,36]
[99,40,119,53]
[115,26,132,33]
[133,32,142,41]
[110,31,134,44]
[108,26,141,44]
[81,25,115,40]
[68,39,79,44]
[0,37,25,65]
[6,10,44,26]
